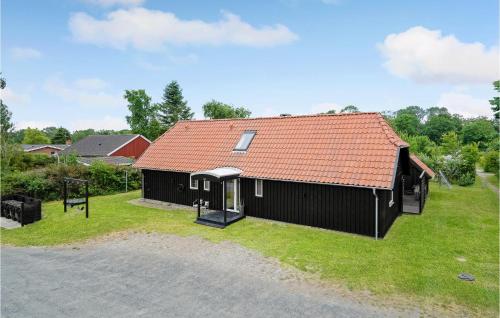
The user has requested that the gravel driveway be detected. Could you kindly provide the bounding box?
[2,233,419,318]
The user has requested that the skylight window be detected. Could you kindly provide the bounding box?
[234,131,256,151]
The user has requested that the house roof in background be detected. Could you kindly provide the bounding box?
[62,135,142,156]
[77,156,134,166]
[410,154,435,178]
[22,144,69,152]
[134,113,408,189]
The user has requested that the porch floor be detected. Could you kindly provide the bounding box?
[403,194,420,214]
[196,210,245,228]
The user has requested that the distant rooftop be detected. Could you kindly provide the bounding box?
[61,134,142,157]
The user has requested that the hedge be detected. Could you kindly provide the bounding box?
[1,161,141,201]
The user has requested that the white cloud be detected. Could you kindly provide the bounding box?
[437,90,492,118]
[378,26,499,84]
[43,76,123,108]
[71,116,128,130]
[81,0,144,7]
[69,8,298,51]
[311,102,339,114]
[0,87,31,105]
[10,47,42,60]
[17,120,56,130]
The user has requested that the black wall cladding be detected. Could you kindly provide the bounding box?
[142,169,400,238]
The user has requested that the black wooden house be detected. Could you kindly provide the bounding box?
[134,113,433,238]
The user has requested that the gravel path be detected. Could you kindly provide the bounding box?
[2,233,433,317]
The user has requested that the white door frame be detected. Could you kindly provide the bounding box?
[224,179,240,212]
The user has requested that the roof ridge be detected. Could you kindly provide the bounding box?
[375,113,408,148]
[178,112,381,123]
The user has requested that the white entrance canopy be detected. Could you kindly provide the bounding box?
[191,167,242,182]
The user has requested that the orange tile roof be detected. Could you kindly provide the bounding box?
[134,113,409,189]
[410,154,435,178]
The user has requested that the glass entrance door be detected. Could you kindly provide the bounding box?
[225,179,239,212]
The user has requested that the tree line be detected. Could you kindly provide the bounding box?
[124,81,252,140]
[1,74,498,185]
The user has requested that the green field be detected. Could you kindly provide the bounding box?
[487,174,499,188]
[2,181,498,316]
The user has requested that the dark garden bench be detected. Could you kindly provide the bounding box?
[1,194,42,226]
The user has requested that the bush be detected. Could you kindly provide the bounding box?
[1,162,141,201]
[441,154,476,186]
[1,145,56,173]
[482,150,499,175]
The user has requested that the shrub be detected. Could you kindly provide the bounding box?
[482,150,499,175]
[441,153,476,186]
[1,162,141,201]
[1,146,56,173]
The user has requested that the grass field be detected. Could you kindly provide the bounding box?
[2,181,498,316]
[487,174,499,188]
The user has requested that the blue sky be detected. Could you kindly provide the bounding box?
[2,0,498,131]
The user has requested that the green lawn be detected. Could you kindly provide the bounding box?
[2,181,498,316]
[487,174,499,188]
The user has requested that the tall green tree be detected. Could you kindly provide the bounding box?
[397,106,426,122]
[51,127,71,144]
[124,89,162,140]
[22,128,51,144]
[461,117,496,149]
[426,106,450,118]
[157,81,193,129]
[0,102,13,143]
[10,129,25,144]
[440,131,461,155]
[0,72,6,89]
[0,73,14,155]
[393,113,421,135]
[42,127,58,141]
[339,105,359,113]
[490,80,499,120]
[424,108,462,142]
[202,100,251,119]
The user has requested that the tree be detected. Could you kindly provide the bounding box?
[42,127,58,141]
[0,102,13,142]
[393,113,421,135]
[339,105,359,113]
[10,129,25,144]
[157,81,193,129]
[397,106,426,122]
[22,128,51,144]
[426,106,450,118]
[461,117,496,149]
[124,89,162,140]
[51,127,71,144]
[400,133,436,157]
[490,80,499,120]
[325,109,336,114]
[0,72,5,89]
[424,109,462,143]
[202,100,252,119]
[72,129,96,142]
[0,73,14,151]
[440,131,460,155]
